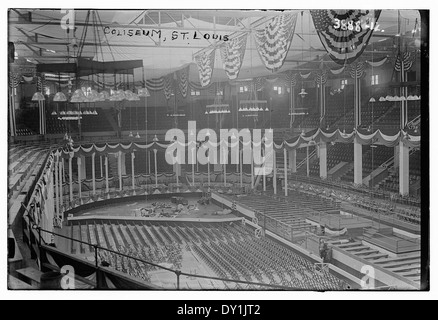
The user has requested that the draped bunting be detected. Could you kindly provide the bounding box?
[219,34,248,80]
[394,51,416,72]
[163,74,174,100]
[311,10,382,65]
[8,72,20,88]
[274,128,420,151]
[189,80,214,91]
[349,61,366,79]
[254,13,298,72]
[314,69,328,85]
[194,49,216,87]
[285,71,298,87]
[367,56,388,68]
[329,66,345,75]
[254,77,266,91]
[300,71,312,79]
[145,77,165,91]
[177,65,190,98]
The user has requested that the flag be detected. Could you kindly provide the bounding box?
[254,13,298,72]
[311,10,382,65]
[394,51,416,72]
[194,49,216,87]
[177,65,190,98]
[219,34,248,80]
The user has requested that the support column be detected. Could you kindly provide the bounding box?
[80,155,86,180]
[69,155,73,203]
[319,142,327,179]
[92,153,96,195]
[77,157,82,199]
[273,152,277,195]
[394,145,400,168]
[100,155,103,178]
[239,150,243,188]
[284,148,288,196]
[207,158,211,187]
[153,149,158,187]
[131,152,135,190]
[354,139,363,185]
[289,149,297,173]
[148,151,151,174]
[105,155,109,193]
[262,149,266,192]
[120,152,127,176]
[399,140,410,195]
[118,151,122,191]
[250,152,254,189]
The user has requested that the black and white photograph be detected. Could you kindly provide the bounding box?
[4,5,430,296]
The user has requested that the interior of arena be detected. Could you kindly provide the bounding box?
[7,9,427,290]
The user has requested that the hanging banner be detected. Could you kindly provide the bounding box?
[300,71,312,79]
[8,72,20,88]
[163,74,174,100]
[177,65,190,98]
[145,77,165,91]
[219,34,248,80]
[329,66,345,75]
[285,71,298,87]
[194,49,216,87]
[349,61,366,79]
[254,13,298,72]
[394,51,416,72]
[366,56,388,68]
[311,10,382,65]
[314,69,328,85]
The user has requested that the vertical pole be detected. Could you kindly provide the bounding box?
[273,151,277,195]
[192,148,195,186]
[77,157,82,199]
[131,152,135,190]
[118,151,122,191]
[223,147,227,187]
[354,138,363,185]
[250,152,254,189]
[319,142,327,179]
[153,149,158,188]
[69,155,73,203]
[92,153,96,195]
[284,148,288,197]
[100,155,103,178]
[148,151,151,174]
[262,149,266,192]
[207,157,211,187]
[240,150,243,188]
[105,155,109,193]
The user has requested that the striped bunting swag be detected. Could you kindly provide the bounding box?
[254,13,298,72]
[194,49,216,87]
[145,77,165,91]
[285,71,298,87]
[8,72,20,88]
[349,61,365,79]
[163,74,174,100]
[189,80,214,91]
[394,51,416,72]
[254,77,265,91]
[311,10,382,65]
[219,34,248,80]
[314,69,328,85]
[177,65,190,98]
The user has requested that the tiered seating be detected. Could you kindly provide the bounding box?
[233,193,315,231]
[340,145,393,183]
[309,143,354,177]
[360,101,393,127]
[71,219,344,289]
[378,149,421,194]
[374,105,400,129]
[80,109,114,132]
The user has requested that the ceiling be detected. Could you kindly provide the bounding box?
[8,9,422,83]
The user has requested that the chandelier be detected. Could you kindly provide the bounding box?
[238,82,268,117]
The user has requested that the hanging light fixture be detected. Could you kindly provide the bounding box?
[71,88,86,103]
[369,97,376,103]
[298,88,308,98]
